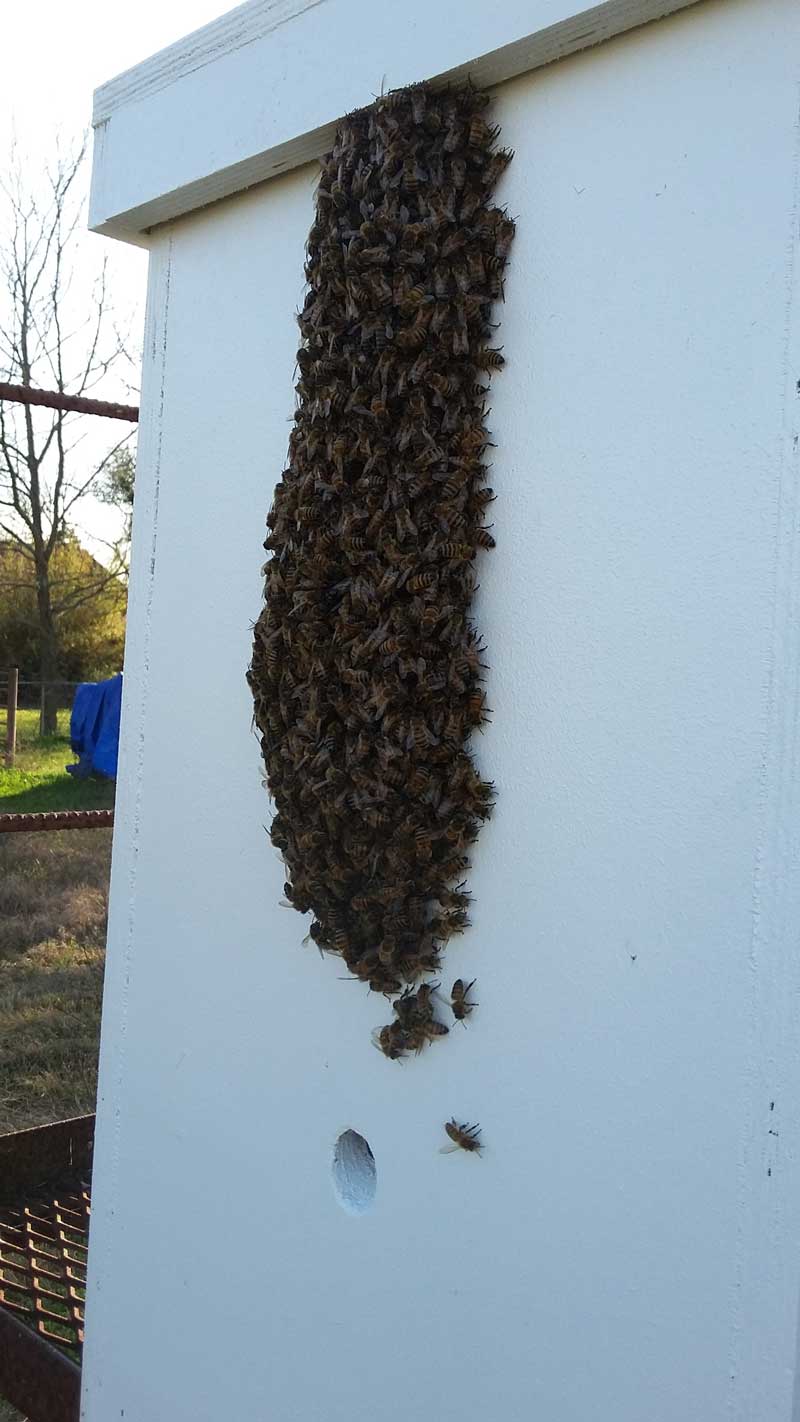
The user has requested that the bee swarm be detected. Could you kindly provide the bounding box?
[249,82,514,1022]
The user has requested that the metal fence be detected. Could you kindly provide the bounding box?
[0,673,83,761]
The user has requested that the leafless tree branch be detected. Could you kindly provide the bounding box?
[0,137,133,730]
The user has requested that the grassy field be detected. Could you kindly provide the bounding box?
[0,707,112,1128]
[0,709,116,814]
[0,714,112,1420]
[0,827,109,1134]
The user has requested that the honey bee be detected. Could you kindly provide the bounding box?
[360,244,391,266]
[330,928,351,955]
[495,217,516,260]
[450,977,477,1022]
[396,307,432,349]
[377,933,399,965]
[400,284,430,310]
[450,156,467,190]
[330,181,349,211]
[398,946,442,982]
[467,114,488,149]
[443,121,463,154]
[413,981,437,1015]
[407,351,432,384]
[402,158,428,195]
[370,681,394,717]
[439,475,462,502]
[368,273,393,309]
[372,1024,407,1060]
[483,149,514,187]
[407,570,437,592]
[391,986,418,1029]
[406,766,431,795]
[441,228,467,260]
[418,1019,449,1047]
[466,690,490,725]
[411,716,434,752]
[429,372,460,399]
[410,88,427,126]
[441,1120,482,1153]
[473,347,505,371]
[378,87,408,113]
[458,189,481,222]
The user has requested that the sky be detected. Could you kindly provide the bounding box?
[1,0,232,556]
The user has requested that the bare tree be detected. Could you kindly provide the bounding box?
[0,140,134,731]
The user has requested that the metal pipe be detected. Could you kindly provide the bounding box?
[0,382,138,423]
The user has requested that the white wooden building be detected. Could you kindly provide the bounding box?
[85,1,800,1417]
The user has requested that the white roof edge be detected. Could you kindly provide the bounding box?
[89,0,707,245]
[92,0,325,127]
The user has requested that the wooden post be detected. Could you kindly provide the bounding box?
[5,666,18,768]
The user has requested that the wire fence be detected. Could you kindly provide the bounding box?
[0,676,119,757]
[0,679,83,736]
[0,678,82,707]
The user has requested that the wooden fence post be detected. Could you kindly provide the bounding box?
[5,667,18,768]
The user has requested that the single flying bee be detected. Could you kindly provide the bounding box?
[441,1119,482,1153]
[450,977,477,1023]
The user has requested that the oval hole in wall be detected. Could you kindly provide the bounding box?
[332,1130,376,1215]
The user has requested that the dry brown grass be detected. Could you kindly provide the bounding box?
[0,829,110,1419]
[0,828,109,1134]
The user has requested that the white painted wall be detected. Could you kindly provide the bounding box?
[88,0,707,241]
[83,1,800,1418]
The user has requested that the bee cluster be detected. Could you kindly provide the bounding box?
[374,982,446,1059]
[249,81,514,1033]
[374,977,478,1060]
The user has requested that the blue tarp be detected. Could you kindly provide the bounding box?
[67,674,122,780]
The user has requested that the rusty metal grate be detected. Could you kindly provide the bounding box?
[0,1178,90,1360]
[0,1116,93,1422]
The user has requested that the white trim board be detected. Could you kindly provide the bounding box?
[89,0,709,246]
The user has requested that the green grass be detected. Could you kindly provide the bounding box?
[0,708,116,814]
